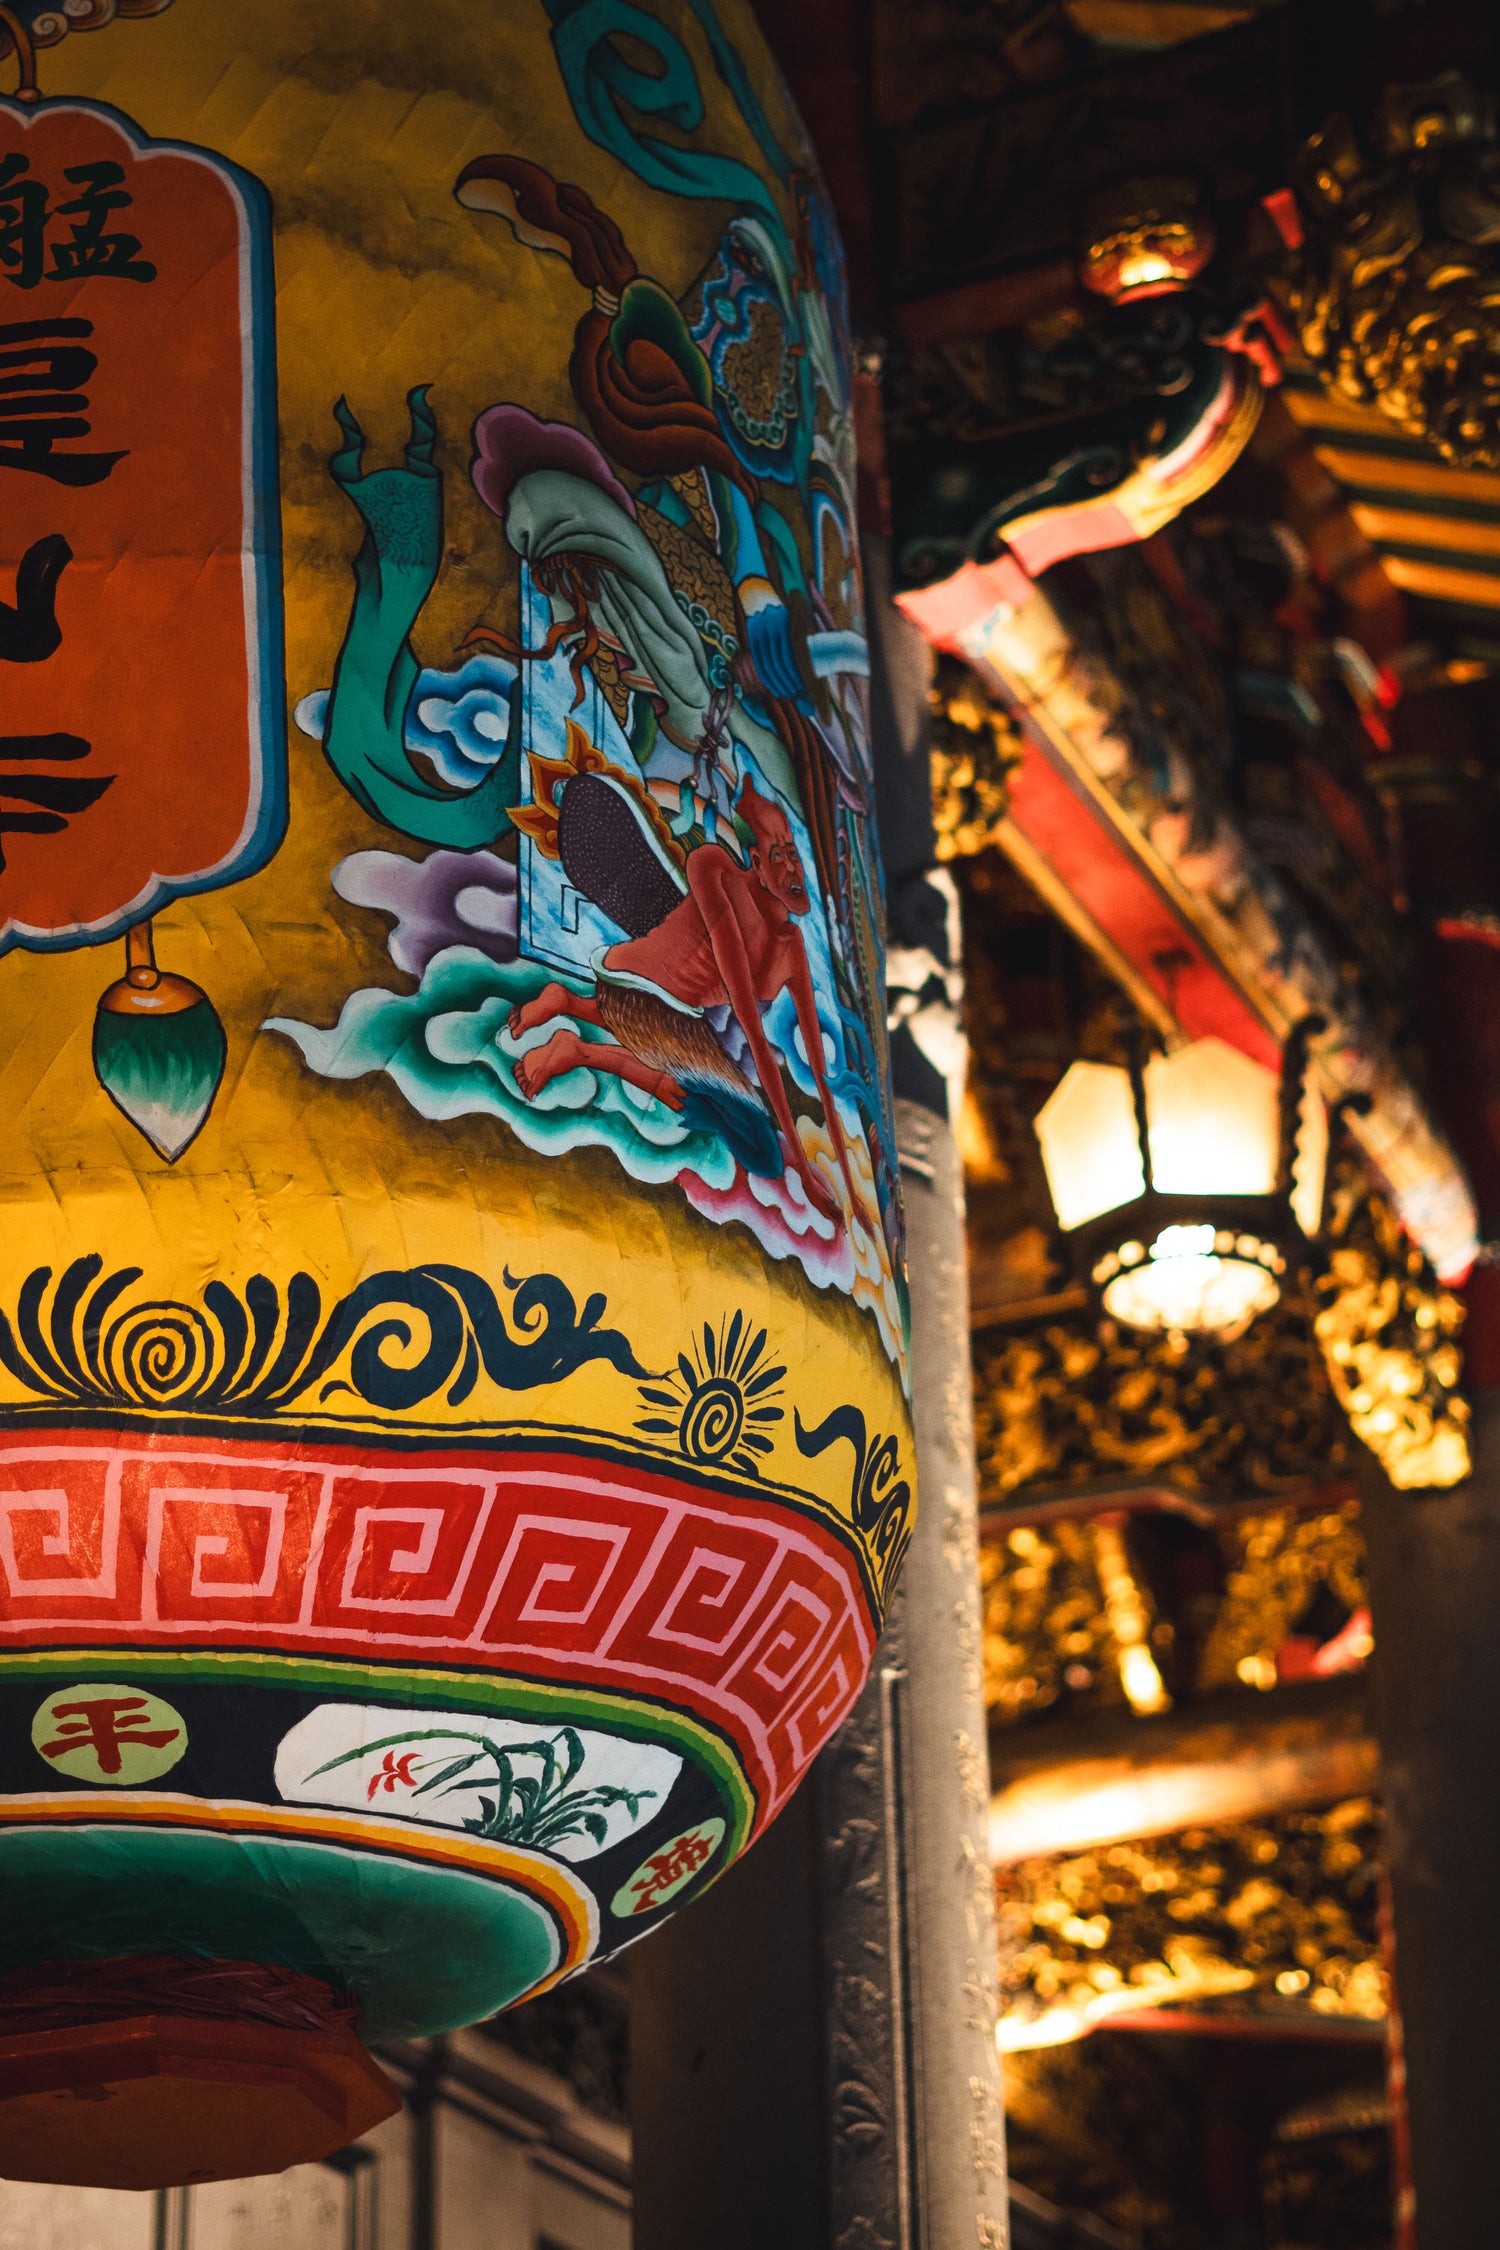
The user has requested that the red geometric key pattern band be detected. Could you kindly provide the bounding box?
[0,1433,874,1830]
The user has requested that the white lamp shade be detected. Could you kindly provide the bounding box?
[1034,1061,1146,1231]
[1143,1038,1281,1199]
[1103,1248,1282,1336]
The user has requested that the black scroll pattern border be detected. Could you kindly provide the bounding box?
[0,1257,913,1617]
[795,1404,914,1591]
[0,1256,647,1419]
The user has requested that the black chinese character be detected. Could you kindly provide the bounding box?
[0,735,114,872]
[0,318,125,485]
[49,162,155,286]
[0,532,69,664]
[0,153,48,291]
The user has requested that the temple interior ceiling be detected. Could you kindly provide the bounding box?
[871,11,1499,2237]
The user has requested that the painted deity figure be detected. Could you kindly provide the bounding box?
[275,2,906,1354]
[509,772,865,1230]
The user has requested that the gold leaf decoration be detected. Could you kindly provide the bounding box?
[980,1500,1372,1723]
[980,1520,1132,1724]
[1283,82,1500,470]
[996,1798,1386,2051]
[930,657,1023,862]
[973,1293,1348,1509]
[1195,1503,1370,1696]
[1313,1162,1470,1490]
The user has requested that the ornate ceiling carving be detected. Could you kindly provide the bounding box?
[995,1796,1386,2049]
[930,658,1022,864]
[1283,73,1500,470]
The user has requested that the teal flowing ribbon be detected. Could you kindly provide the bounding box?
[545,0,789,238]
[322,387,519,849]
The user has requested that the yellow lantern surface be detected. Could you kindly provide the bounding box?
[0,0,910,2184]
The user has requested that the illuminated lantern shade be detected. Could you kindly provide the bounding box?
[0,0,910,2191]
[1034,1031,1328,1338]
[1077,175,1217,304]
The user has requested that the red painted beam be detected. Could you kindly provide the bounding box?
[1006,736,1282,1069]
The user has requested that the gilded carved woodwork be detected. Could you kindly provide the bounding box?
[947,544,1478,1282]
[1285,73,1500,470]
[1312,1163,1471,1490]
[1195,1504,1371,1695]
[980,1503,1372,1726]
[995,1797,1386,2049]
[981,1519,1138,1725]
[930,659,1022,864]
[972,1287,1349,1508]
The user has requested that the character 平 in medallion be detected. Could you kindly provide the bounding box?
[509,768,868,1235]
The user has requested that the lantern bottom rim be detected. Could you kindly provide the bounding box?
[0,1979,400,2190]
[0,1818,578,2043]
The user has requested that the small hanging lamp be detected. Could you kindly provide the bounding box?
[1034,1022,1328,1339]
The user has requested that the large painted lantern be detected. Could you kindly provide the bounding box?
[0,0,909,2190]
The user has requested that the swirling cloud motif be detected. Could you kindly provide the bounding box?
[681,1116,906,1366]
[294,653,518,793]
[333,849,519,979]
[264,946,903,1361]
[405,655,518,788]
[266,947,736,1189]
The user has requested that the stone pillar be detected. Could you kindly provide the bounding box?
[892,1094,1010,2250]
[821,541,1009,2250]
[820,1095,1009,2250]
[819,1578,918,2245]
[1360,1413,1500,2250]
[632,551,1006,2250]
[1360,720,1500,2248]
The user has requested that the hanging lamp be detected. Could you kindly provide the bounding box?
[1034,1024,1329,1339]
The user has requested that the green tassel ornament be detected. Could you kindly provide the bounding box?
[93,921,227,1163]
